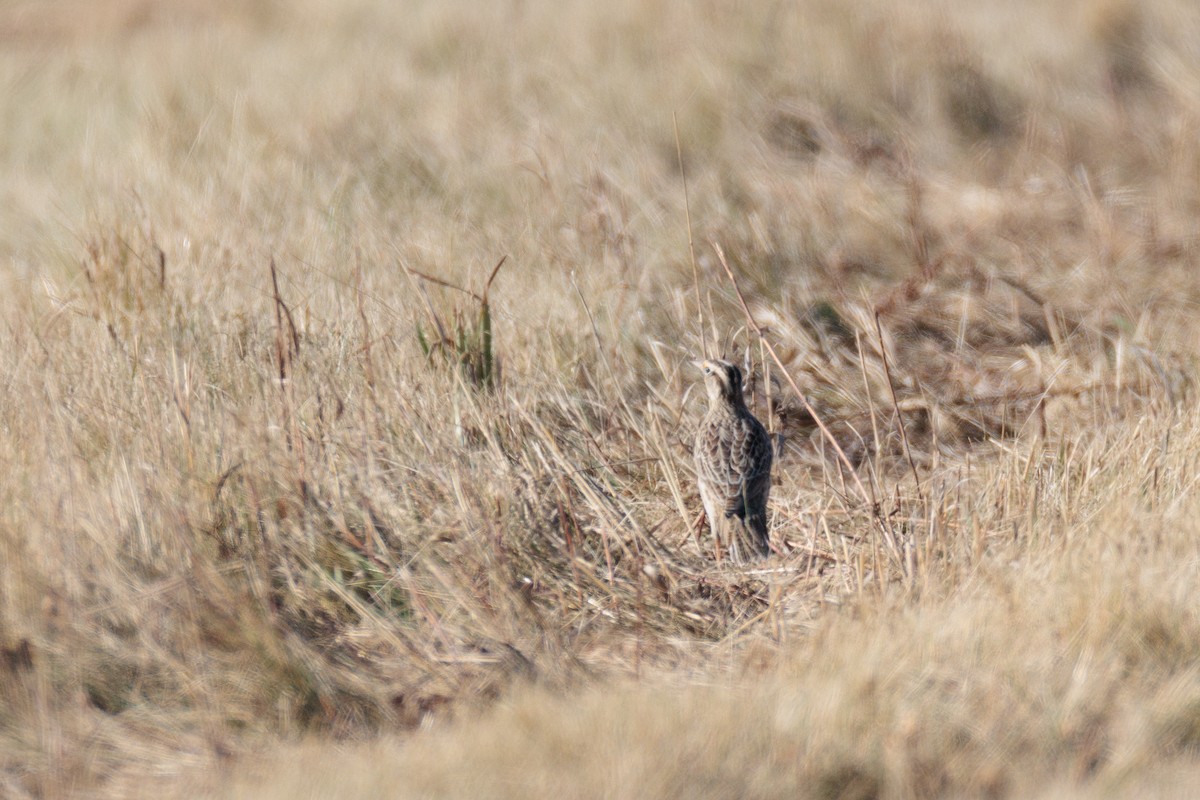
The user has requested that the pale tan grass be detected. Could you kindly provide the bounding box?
[3,0,1200,797]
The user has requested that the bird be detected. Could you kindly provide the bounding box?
[693,358,773,562]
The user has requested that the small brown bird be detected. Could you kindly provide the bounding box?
[693,358,773,562]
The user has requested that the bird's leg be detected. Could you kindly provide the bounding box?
[711,517,726,567]
[729,536,742,564]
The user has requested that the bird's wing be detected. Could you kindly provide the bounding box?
[696,416,772,519]
[726,417,772,518]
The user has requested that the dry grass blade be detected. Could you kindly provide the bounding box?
[674,111,707,359]
[873,310,924,503]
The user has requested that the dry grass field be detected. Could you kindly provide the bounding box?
[5,0,1200,797]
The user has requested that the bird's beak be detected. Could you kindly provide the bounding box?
[690,359,706,370]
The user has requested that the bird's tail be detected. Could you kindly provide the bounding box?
[729,514,770,562]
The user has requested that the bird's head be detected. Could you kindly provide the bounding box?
[694,358,744,407]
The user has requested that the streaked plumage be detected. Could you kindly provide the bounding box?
[693,359,773,562]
